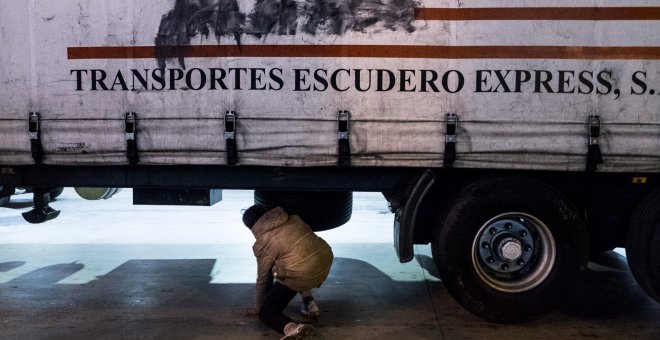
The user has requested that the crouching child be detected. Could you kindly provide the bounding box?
[242,205,334,340]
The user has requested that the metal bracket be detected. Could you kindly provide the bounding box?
[125,112,138,165]
[28,112,43,165]
[586,115,603,172]
[443,113,458,168]
[22,187,61,224]
[338,110,351,167]
[225,111,238,166]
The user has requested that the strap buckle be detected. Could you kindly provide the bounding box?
[125,112,138,165]
[444,113,458,168]
[338,110,351,167]
[586,115,603,172]
[445,113,458,143]
[588,115,601,146]
[28,112,43,164]
[225,111,236,140]
[28,112,40,140]
[338,110,350,140]
[225,111,238,166]
[125,112,137,141]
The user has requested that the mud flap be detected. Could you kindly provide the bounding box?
[393,169,435,263]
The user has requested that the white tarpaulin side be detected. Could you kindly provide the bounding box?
[0,0,659,171]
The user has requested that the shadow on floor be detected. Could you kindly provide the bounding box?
[561,251,660,320]
[0,261,26,273]
[0,257,439,339]
[1,253,658,339]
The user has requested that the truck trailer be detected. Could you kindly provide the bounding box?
[1,0,659,322]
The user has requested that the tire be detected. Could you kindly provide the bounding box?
[49,187,65,201]
[0,195,9,207]
[254,190,352,231]
[432,177,589,323]
[626,187,660,303]
[0,185,14,196]
[0,186,14,207]
[74,187,120,200]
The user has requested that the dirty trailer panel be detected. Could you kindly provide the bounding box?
[0,0,659,170]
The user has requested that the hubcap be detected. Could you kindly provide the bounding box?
[500,239,523,261]
[472,213,556,293]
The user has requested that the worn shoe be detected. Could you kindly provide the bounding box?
[301,297,320,319]
[281,322,314,340]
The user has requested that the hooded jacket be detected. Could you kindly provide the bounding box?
[251,207,334,307]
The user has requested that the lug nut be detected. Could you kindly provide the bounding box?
[519,230,527,237]
[525,245,532,252]
[505,223,513,229]
[487,257,495,264]
[482,242,490,249]
[501,264,509,271]
[489,227,497,235]
[516,259,525,266]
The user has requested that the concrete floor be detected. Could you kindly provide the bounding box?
[1,189,659,339]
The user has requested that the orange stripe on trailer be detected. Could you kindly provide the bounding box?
[414,7,660,21]
[68,45,660,61]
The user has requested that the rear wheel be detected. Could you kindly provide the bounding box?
[49,187,64,201]
[74,187,121,200]
[0,186,14,207]
[626,187,660,303]
[433,177,588,323]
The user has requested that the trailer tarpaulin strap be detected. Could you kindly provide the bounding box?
[337,110,351,167]
[224,111,238,166]
[444,113,458,168]
[125,112,138,165]
[28,112,43,165]
[586,115,603,172]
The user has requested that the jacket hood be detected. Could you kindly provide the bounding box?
[251,207,288,238]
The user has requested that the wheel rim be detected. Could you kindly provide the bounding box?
[471,212,556,293]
